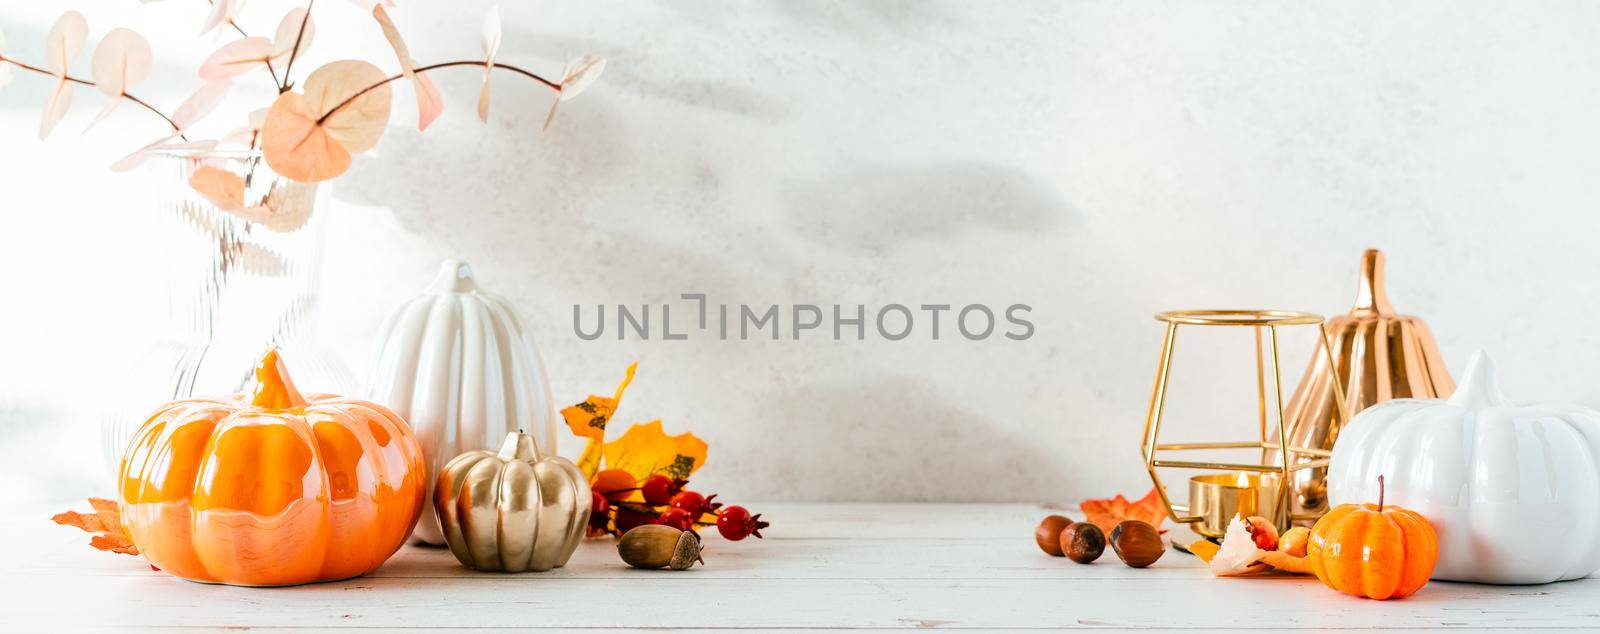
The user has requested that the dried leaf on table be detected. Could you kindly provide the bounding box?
[604,420,707,482]
[39,11,88,140]
[1260,550,1313,575]
[1188,539,1220,563]
[1209,515,1269,577]
[1080,487,1166,534]
[52,498,138,556]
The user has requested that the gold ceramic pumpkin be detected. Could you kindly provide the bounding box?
[435,431,590,572]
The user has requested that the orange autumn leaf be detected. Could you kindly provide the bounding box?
[1080,487,1167,535]
[603,420,707,482]
[189,165,246,210]
[51,498,138,556]
[562,362,639,440]
[261,60,392,182]
[563,362,638,476]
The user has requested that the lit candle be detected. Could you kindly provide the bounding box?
[1187,472,1284,539]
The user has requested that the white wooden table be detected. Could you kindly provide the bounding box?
[3,503,1596,631]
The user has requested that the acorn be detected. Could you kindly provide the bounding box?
[617,524,704,570]
[1035,515,1072,556]
[1108,520,1164,568]
[1059,522,1106,564]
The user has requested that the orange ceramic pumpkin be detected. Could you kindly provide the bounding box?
[1307,476,1438,600]
[117,350,426,586]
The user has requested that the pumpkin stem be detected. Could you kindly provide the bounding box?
[249,349,308,409]
[1352,249,1396,316]
[427,259,479,294]
[1377,475,1386,513]
[497,431,541,461]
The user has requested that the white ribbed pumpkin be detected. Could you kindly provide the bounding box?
[1328,351,1600,584]
[365,259,557,545]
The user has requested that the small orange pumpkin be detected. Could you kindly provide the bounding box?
[118,350,426,586]
[1307,476,1438,600]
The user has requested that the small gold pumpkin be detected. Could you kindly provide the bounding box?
[434,431,590,572]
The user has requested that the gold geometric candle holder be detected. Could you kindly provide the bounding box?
[1138,310,1350,538]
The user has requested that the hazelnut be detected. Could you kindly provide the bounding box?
[1058,522,1106,564]
[1278,526,1310,557]
[1108,520,1164,568]
[1035,515,1072,556]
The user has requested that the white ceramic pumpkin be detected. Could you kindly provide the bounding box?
[365,259,557,545]
[1328,351,1600,584]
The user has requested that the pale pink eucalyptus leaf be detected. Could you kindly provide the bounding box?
[222,106,269,145]
[558,55,605,102]
[248,107,269,130]
[542,95,559,131]
[477,5,501,122]
[171,79,232,130]
[111,134,177,172]
[261,60,391,182]
[91,29,153,97]
[201,0,238,36]
[372,4,443,130]
[83,98,123,133]
[415,72,442,131]
[199,37,273,80]
[112,136,218,172]
[303,60,391,151]
[220,126,254,145]
[271,8,315,63]
[39,83,74,139]
[38,11,88,139]
[45,11,89,77]
[190,165,246,211]
[0,26,11,90]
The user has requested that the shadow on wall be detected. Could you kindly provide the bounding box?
[326,38,1079,500]
[782,161,1075,253]
[739,374,1067,502]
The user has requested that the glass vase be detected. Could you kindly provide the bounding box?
[98,149,356,476]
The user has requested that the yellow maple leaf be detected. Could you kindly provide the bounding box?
[562,362,637,475]
[604,420,707,482]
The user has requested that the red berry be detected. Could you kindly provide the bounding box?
[588,492,612,531]
[716,505,769,541]
[614,508,655,535]
[641,475,678,505]
[669,491,707,516]
[657,508,695,531]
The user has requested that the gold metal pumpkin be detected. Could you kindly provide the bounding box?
[1271,249,1454,519]
[434,431,590,572]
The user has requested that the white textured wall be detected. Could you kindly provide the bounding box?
[5,1,1600,508]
